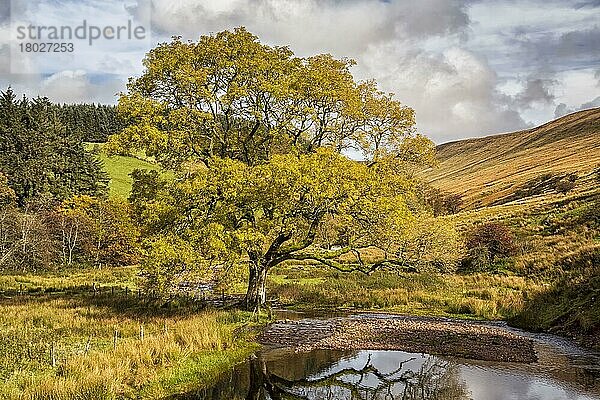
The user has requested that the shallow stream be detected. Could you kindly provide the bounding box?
[176,312,600,400]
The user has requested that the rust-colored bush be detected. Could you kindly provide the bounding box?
[462,222,517,272]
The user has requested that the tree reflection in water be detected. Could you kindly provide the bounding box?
[246,353,471,400]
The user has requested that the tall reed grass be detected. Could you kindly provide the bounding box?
[0,293,258,399]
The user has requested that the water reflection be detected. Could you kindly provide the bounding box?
[181,346,600,400]
[245,352,470,400]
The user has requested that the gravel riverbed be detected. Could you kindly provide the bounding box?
[260,315,537,363]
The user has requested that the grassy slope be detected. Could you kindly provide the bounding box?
[86,143,160,198]
[510,261,600,349]
[421,108,600,347]
[423,108,600,208]
[502,194,600,347]
[100,153,159,198]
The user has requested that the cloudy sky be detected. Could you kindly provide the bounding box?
[1,0,599,143]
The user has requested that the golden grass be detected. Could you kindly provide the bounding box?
[422,108,600,208]
[269,267,542,320]
[0,293,258,399]
[0,266,142,292]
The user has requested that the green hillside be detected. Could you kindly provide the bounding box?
[87,144,160,197]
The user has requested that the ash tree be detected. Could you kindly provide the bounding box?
[109,28,459,310]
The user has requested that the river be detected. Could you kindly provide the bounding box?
[173,312,600,400]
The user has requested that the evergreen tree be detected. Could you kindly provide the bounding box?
[50,102,125,142]
[0,88,109,204]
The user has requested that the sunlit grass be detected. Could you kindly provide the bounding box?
[85,143,161,198]
[0,266,142,293]
[98,153,159,198]
[268,266,541,320]
[0,292,259,399]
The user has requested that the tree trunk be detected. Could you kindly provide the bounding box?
[245,261,268,311]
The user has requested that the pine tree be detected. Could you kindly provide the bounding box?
[0,89,109,204]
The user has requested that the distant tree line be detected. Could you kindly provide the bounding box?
[54,102,126,143]
[0,88,139,271]
[0,88,110,205]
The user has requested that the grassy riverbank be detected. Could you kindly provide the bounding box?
[0,260,595,399]
[268,183,600,330]
[268,267,542,320]
[510,260,600,350]
[0,284,261,399]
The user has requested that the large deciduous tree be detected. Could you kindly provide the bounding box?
[109,27,457,310]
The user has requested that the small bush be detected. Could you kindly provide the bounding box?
[443,193,464,215]
[462,222,516,272]
[555,176,577,194]
[420,186,464,216]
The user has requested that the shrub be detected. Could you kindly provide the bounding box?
[462,222,516,272]
[395,217,463,273]
[420,186,464,216]
[443,193,464,215]
[555,175,577,194]
[464,245,491,271]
